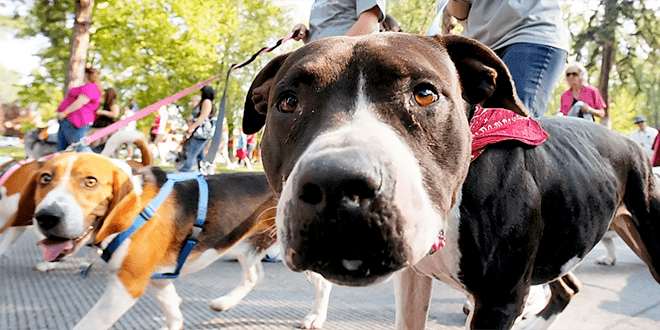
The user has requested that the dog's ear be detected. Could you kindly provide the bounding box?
[243,53,292,134]
[0,172,39,232]
[94,165,142,244]
[437,34,528,117]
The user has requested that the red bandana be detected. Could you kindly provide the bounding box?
[470,105,549,160]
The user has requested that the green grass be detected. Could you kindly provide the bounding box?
[0,146,264,174]
[0,146,25,159]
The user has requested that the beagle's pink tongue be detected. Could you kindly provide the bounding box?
[37,240,73,262]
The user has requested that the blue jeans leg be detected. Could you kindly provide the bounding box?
[180,138,208,172]
[496,43,568,118]
[56,120,92,152]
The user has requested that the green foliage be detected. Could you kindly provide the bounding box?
[16,0,292,134]
[387,0,437,34]
[0,64,22,104]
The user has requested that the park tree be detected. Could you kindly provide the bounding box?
[571,0,660,129]
[14,0,293,133]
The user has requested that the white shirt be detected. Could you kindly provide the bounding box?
[630,126,658,160]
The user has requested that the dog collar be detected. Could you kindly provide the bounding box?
[101,172,209,279]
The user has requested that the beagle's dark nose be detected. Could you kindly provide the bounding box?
[35,204,65,231]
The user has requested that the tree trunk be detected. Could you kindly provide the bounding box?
[597,0,616,129]
[63,0,94,96]
[598,42,613,128]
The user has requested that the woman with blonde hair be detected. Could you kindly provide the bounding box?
[560,62,606,121]
[56,67,102,151]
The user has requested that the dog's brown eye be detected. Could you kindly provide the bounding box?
[413,88,438,106]
[84,177,97,188]
[278,95,298,113]
[39,173,52,185]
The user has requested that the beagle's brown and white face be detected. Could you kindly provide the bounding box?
[21,153,139,261]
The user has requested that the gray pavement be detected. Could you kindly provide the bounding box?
[1,228,660,329]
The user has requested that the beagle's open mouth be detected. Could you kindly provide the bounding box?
[37,219,101,262]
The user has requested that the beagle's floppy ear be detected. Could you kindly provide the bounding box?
[243,53,292,134]
[94,164,143,244]
[0,172,38,232]
[437,34,528,117]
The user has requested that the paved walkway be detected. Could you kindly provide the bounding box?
[1,229,660,329]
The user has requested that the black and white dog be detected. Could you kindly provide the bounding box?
[242,33,660,329]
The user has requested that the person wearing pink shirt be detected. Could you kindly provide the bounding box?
[560,62,606,121]
[56,67,102,151]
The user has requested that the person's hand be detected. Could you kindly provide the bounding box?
[185,127,193,139]
[57,111,67,121]
[292,24,309,43]
[580,103,591,114]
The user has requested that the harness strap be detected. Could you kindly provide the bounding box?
[101,172,209,279]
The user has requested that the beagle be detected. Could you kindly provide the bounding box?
[19,152,331,330]
[0,136,153,271]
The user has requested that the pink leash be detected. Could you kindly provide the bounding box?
[81,31,298,148]
[0,153,60,187]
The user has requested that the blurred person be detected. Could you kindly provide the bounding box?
[150,106,170,165]
[630,114,658,160]
[180,85,215,172]
[291,0,386,44]
[560,62,606,121]
[246,133,257,163]
[187,94,202,126]
[89,87,121,152]
[218,120,236,169]
[445,0,569,117]
[234,126,252,171]
[56,67,102,152]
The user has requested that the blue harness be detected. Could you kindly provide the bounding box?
[100,172,209,279]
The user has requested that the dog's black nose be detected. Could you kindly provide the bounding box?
[35,205,65,231]
[289,148,407,285]
[297,149,381,214]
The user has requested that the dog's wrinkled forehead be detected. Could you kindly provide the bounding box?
[277,34,459,97]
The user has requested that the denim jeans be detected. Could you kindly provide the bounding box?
[179,137,208,172]
[56,119,93,152]
[496,43,568,118]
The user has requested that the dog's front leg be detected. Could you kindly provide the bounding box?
[0,226,26,257]
[301,271,332,329]
[210,253,264,311]
[73,274,138,330]
[150,278,184,330]
[394,267,433,330]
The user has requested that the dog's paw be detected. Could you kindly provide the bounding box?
[210,297,238,312]
[34,261,57,272]
[300,313,326,329]
[594,255,616,266]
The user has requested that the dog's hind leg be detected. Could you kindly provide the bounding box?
[594,230,617,266]
[301,271,332,329]
[150,278,184,330]
[614,171,660,283]
[513,272,581,330]
[0,226,26,257]
[210,243,266,312]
